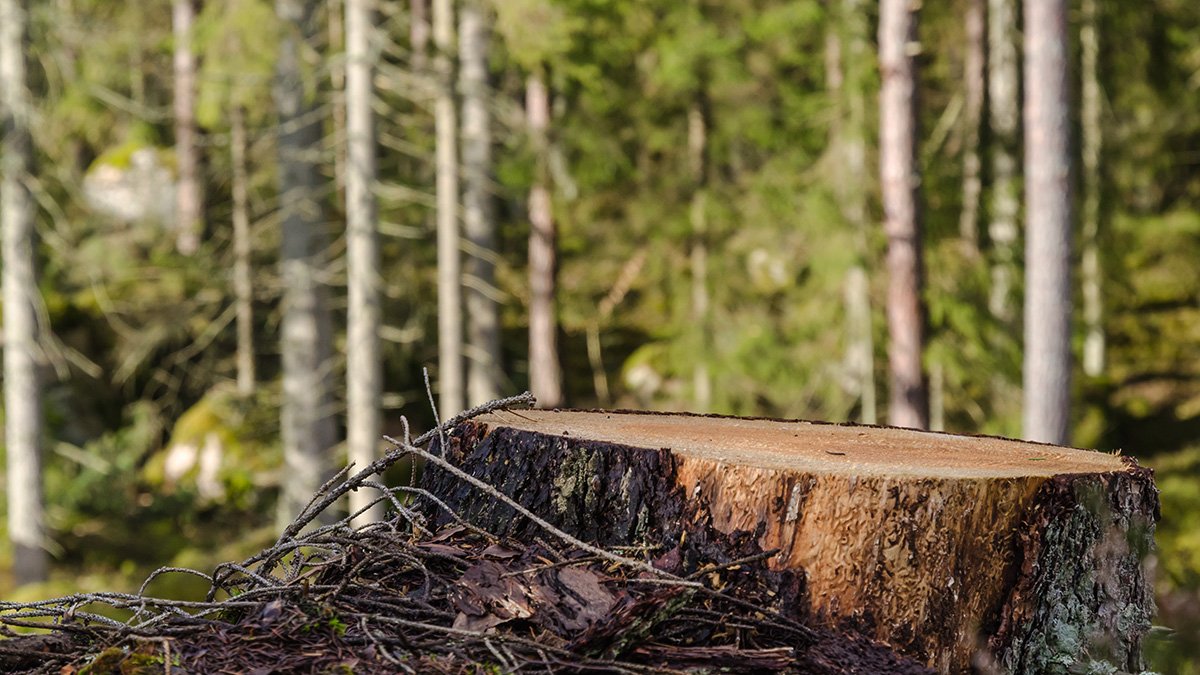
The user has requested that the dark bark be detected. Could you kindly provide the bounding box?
[423,410,1157,673]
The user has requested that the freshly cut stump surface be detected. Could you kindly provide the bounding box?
[424,410,1157,674]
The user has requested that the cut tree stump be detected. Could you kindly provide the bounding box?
[422,410,1158,674]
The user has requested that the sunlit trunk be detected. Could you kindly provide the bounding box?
[879,0,929,429]
[433,0,463,416]
[460,0,502,406]
[345,0,382,525]
[1022,0,1073,445]
[987,0,1019,320]
[1,0,48,585]
[527,70,562,408]
[173,0,202,254]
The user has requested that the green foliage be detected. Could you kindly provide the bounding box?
[194,0,281,128]
[4,0,1200,666]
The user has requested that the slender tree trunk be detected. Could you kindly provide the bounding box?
[526,69,562,409]
[879,0,929,430]
[274,0,338,529]
[1,0,48,586]
[433,0,463,417]
[410,0,429,73]
[1080,0,1104,378]
[1022,0,1073,445]
[173,0,202,255]
[830,0,877,425]
[960,0,985,253]
[345,0,382,525]
[688,100,711,412]
[230,106,256,396]
[987,0,1019,320]
[460,0,502,406]
[328,0,346,201]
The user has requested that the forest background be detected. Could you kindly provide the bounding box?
[0,0,1198,669]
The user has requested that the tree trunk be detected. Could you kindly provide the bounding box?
[410,0,429,73]
[1080,0,1104,379]
[829,0,877,425]
[433,0,464,417]
[960,0,985,253]
[526,69,563,409]
[1,0,48,586]
[328,0,346,202]
[173,0,202,255]
[230,106,255,396]
[274,0,338,529]
[459,0,502,407]
[687,100,711,412]
[987,0,1019,320]
[1022,0,1073,446]
[424,410,1157,674]
[345,0,382,525]
[878,0,929,430]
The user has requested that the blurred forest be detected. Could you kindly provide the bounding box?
[0,0,1198,669]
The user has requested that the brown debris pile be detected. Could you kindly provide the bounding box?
[0,394,932,674]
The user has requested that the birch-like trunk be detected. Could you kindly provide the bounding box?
[526,70,562,408]
[960,0,985,253]
[230,106,256,395]
[987,0,1020,320]
[460,0,502,406]
[1080,0,1105,378]
[173,0,202,255]
[274,0,338,529]
[1,0,48,585]
[434,0,463,416]
[1022,0,1073,445]
[688,101,711,413]
[345,0,383,525]
[879,0,929,430]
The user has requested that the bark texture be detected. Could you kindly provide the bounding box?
[423,410,1157,674]
[433,0,463,417]
[1022,0,1073,445]
[459,0,503,407]
[526,70,562,409]
[274,0,338,529]
[878,0,929,429]
[1,0,48,586]
[345,0,382,524]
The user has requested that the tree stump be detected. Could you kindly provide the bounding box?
[422,410,1157,674]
